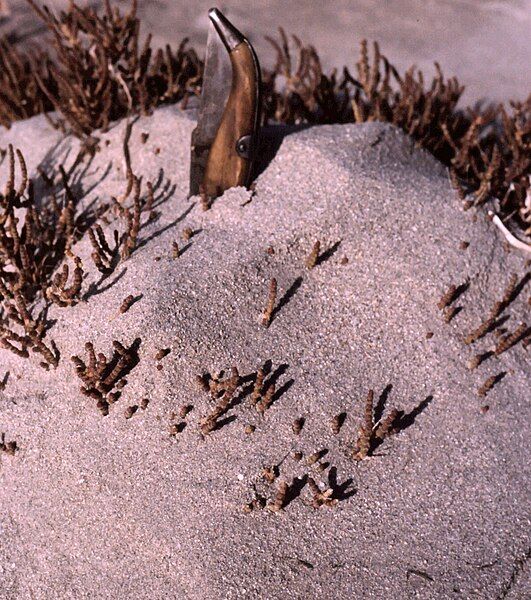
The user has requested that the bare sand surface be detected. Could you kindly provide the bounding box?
[2,0,530,104]
[0,107,530,599]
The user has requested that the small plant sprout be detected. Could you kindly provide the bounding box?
[179,404,193,419]
[124,405,138,419]
[256,384,275,415]
[261,278,277,327]
[352,389,401,460]
[155,348,171,361]
[119,294,136,314]
[437,284,458,310]
[331,412,346,434]
[307,477,337,509]
[292,417,304,435]
[267,480,289,512]
[306,449,326,466]
[251,366,265,405]
[306,241,320,269]
[477,373,505,397]
[243,485,266,513]
[262,465,279,484]
[494,323,528,356]
[0,433,17,455]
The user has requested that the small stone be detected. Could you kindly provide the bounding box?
[125,405,138,419]
[178,404,193,419]
[155,348,170,361]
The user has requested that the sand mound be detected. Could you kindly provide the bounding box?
[0,107,529,599]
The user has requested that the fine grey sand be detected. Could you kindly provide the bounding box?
[0,107,529,599]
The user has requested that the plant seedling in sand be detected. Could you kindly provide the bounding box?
[261,278,277,327]
[477,373,506,397]
[71,338,141,416]
[266,479,289,512]
[306,241,320,269]
[307,477,338,509]
[0,432,17,455]
[119,294,137,314]
[199,366,240,434]
[352,389,400,461]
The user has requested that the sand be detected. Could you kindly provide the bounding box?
[0,106,529,599]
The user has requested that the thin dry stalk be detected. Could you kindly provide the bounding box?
[261,278,277,327]
[251,366,265,405]
[267,480,288,512]
[494,323,527,356]
[306,241,320,269]
[478,373,503,397]
[307,477,337,508]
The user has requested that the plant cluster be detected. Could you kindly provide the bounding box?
[264,33,530,234]
[0,145,83,368]
[463,272,529,380]
[196,361,288,435]
[70,338,141,415]
[352,389,400,461]
[0,133,153,371]
[3,0,202,137]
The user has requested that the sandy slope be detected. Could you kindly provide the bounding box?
[0,107,529,599]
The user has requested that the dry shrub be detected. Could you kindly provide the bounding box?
[0,143,98,367]
[264,33,530,234]
[0,37,54,126]
[71,338,141,415]
[6,0,202,136]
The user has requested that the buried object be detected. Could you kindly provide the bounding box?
[189,8,262,199]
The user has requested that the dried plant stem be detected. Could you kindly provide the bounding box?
[354,389,374,460]
[478,374,503,397]
[464,317,497,345]
[292,417,304,435]
[331,413,344,434]
[307,477,337,508]
[374,409,399,440]
[119,294,136,314]
[437,284,457,310]
[256,383,275,415]
[251,366,265,405]
[494,323,527,356]
[306,241,320,269]
[262,278,277,327]
[267,480,288,512]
